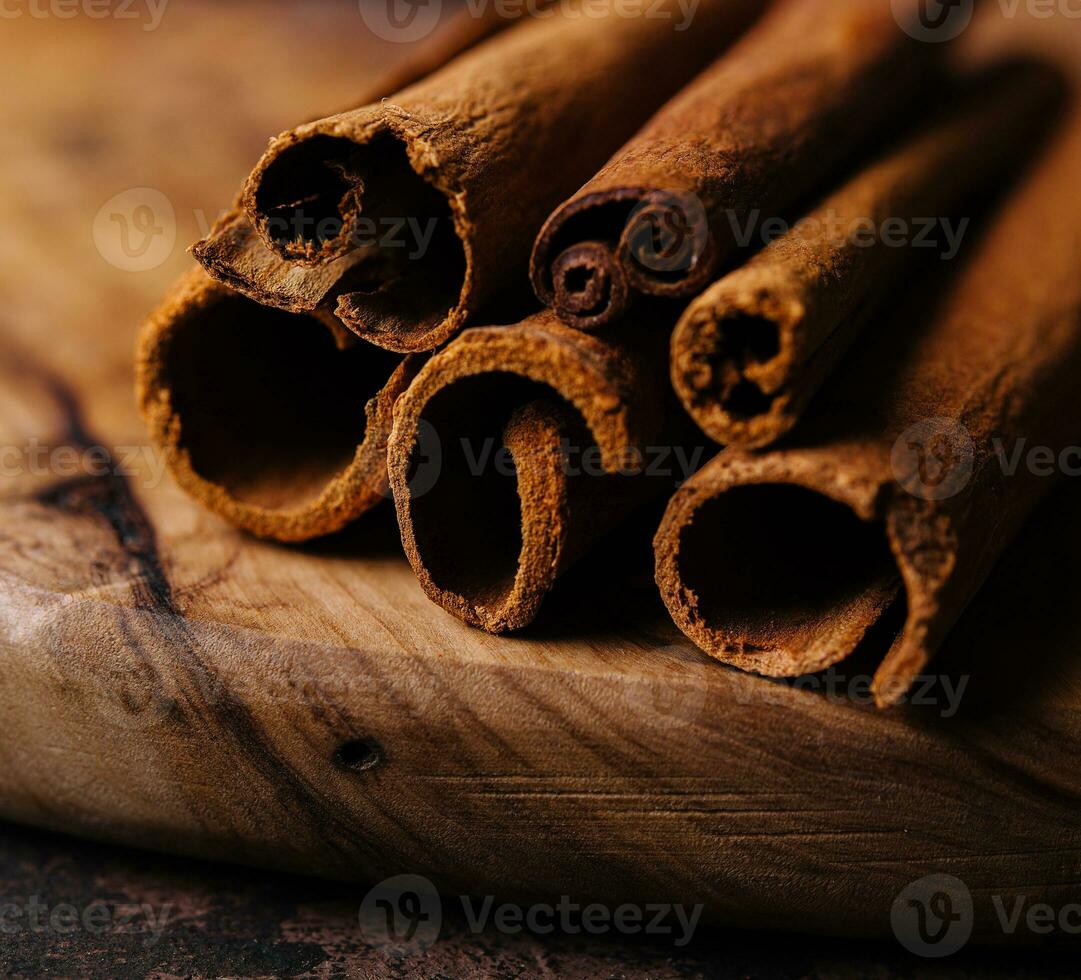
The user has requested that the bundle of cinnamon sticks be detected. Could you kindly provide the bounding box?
[138,0,1081,706]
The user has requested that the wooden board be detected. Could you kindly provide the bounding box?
[1,1,1080,945]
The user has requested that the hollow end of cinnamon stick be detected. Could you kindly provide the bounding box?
[137,270,417,542]
[653,452,954,706]
[189,205,364,321]
[388,313,662,633]
[242,0,769,349]
[549,241,630,332]
[530,0,952,334]
[671,295,796,449]
[615,190,718,298]
[397,379,581,634]
[187,4,518,328]
[656,482,899,679]
[658,72,1081,708]
[671,58,1071,452]
[531,188,715,331]
[244,129,468,353]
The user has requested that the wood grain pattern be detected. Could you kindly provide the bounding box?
[1,1,1080,945]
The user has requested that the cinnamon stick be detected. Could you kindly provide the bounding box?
[654,93,1081,706]
[670,61,1065,449]
[136,268,420,542]
[387,312,677,632]
[240,0,764,353]
[146,10,524,543]
[530,0,939,331]
[191,3,517,318]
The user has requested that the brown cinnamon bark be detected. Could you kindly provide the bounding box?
[387,312,677,632]
[241,0,764,353]
[670,61,1065,449]
[530,0,939,331]
[147,10,528,542]
[191,3,516,318]
[136,268,420,542]
[655,97,1081,706]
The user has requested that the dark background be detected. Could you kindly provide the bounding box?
[2,818,1078,978]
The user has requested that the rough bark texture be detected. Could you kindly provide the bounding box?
[670,61,1066,449]
[530,0,939,331]
[242,0,764,352]
[137,268,420,542]
[655,97,1081,706]
[387,311,675,632]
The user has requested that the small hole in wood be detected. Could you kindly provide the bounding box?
[333,738,384,773]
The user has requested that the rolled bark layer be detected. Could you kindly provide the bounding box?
[137,269,420,542]
[191,4,515,319]
[531,0,938,331]
[670,61,1066,449]
[655,99,1081,706]
[241,0,763,353]
[387,312,674,632]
